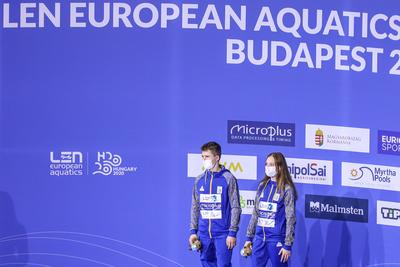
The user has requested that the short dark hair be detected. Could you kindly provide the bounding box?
[201,141,221,157]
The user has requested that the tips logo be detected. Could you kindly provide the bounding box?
[381,207,400,220]
[315,129,324,146]
[310,201,320,212]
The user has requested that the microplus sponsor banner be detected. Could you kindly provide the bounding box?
[305,124,370,153]
[187,153,257,180]
[342,162,400,192]
[305,194,368,223]
[377,200,400,227]
[378,130,400,156]
[286,157,333,185]
[227,120,295,146]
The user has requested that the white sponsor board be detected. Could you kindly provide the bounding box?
[305,124,370,153]
[287,157,333,185]
[240,190,257,215]
[377,200,400,227]
[342,162,400,192]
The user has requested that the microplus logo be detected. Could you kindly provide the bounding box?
[49,151,84,176]
[305,194,368,223]
[342,162,400,192]
[227,120,295,146]
[378,130,400,156]
[286,158,333,185]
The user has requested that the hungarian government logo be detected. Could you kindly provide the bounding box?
[315,129,324,146]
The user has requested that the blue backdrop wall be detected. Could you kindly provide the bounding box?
[1,0,400,266]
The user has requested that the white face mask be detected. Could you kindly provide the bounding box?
[203,159,215,170]
[265,166,277,178]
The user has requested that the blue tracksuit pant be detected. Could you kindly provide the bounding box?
[251,236,288,267]
[199,235,232,267]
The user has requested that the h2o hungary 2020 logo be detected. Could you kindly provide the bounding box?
[93,152,138,176]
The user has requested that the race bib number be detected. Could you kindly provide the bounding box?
[257,218,275,228]
[201,210,222,219]
[259,201,277,212]
[200,194,221,203]
[200,194,222,219]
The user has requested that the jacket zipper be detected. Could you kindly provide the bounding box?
[208,172,214,238]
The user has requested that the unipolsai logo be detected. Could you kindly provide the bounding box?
[310,201,320,212]
[49,151,84,176]
[315,129,324,146]
[286,157,333,185]
[93,152,138,176]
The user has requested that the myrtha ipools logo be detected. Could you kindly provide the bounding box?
[227,120,295,146]
[49,151,84,176]
[315,129,324,146]
[341,162,400,192]
[93,152,138,176]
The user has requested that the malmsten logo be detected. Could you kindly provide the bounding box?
[305,194,368,223]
